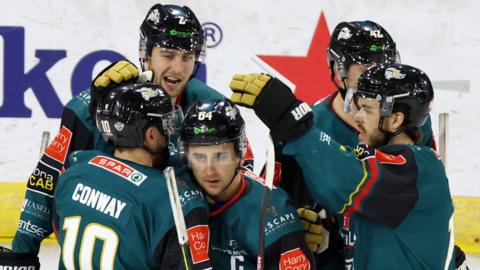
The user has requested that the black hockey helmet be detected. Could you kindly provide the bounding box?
[96,82,181,148]
[139,4,205,63]
[327,20,399,80]
[179,98,246,158]
[355,63,434,127]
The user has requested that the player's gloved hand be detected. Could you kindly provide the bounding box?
[229,73,313,141]
[93,60,139,89]
[91,60,140,104]
[297,207,331,254]
[0,246,40,269]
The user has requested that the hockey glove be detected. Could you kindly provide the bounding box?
[0,246,40,269]
[229,73,313,142]
[297,207,332,254]
[90,60,154,117]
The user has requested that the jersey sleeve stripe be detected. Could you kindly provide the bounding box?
[339,160,369,213]
[343,158,380,227]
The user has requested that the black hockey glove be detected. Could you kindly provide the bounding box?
[229,73,313,142]
[0,246,40,270]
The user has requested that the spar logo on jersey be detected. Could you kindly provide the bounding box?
[187,225,210,264]
[88,156,147,186]
[279,248,310,270]
[44,126,72,164]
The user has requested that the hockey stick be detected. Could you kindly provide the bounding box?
[164,166,192,270]
[438,113,449,167]
[39,131,50,158]
[257,135,275,270]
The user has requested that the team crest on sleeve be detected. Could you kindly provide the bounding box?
[279,248,310,270]
[88,156,147,186]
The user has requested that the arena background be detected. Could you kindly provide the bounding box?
[1,0,479,267]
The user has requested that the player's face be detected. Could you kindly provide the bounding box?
[354,97,386,147]
[148,47,196,99]
[346,63,371,90]
[187,143,241,200]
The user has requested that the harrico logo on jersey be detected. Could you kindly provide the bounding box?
[384,67,406,80]
[187,225,210,264]
[44,126,72,164]
[279,248,310,270]
[88,156,147,186]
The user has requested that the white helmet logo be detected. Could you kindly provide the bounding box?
[337,27,352,40]
[225,105,238,120]
[140,87,159,101]
[147,9,160,24]
[114,122,124,132]
[385,67,406,80]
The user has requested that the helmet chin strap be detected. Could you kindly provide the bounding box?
[378,116,405,145]
[329,63,349,100]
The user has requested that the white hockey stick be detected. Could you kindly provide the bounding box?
[257,135,275,270]
[438,113,449,167]
[39,131,50,158]
[164,166,192,270]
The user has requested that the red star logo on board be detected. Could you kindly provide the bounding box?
[257,12,335,105]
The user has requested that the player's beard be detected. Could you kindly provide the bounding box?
[359,125,388,148]
[152,146,170,169]
[369,130,388,148]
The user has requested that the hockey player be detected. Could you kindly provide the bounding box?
[179,98,314,269]
[3,3,252,265]
[275,21,436,268]
[54,82,211,269]
[228,64,455,269]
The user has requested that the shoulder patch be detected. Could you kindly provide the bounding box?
[353,144,375,160]
[279,247,310,270]
[88,156,147,186]
[375,150,406,165]
[45,126,73,164]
